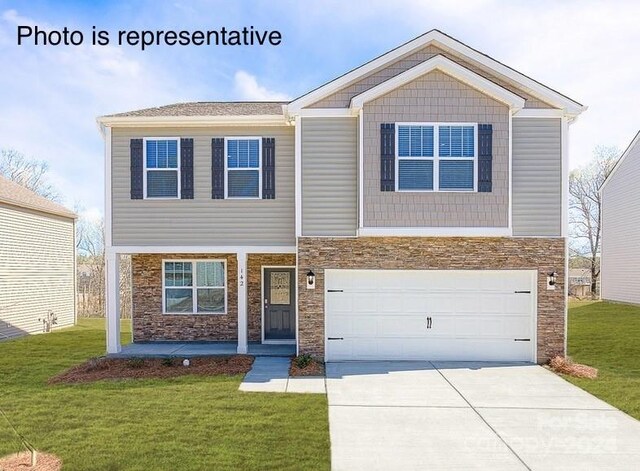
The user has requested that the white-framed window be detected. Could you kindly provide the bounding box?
[395,123,477,192]
[225,137,261,198]
[162,260,227,314]
[144,138,180,198]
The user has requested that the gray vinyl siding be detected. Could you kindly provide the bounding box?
[0,204,75,339]
[363,70,509,228]
[512,118,562,236]
[111,126,295,246]
[301,117,358,236]
[601,137,640,304]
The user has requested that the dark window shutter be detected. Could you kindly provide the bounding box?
[478,124,493,192]
[380,123,395,191]
[211,138,225,199]
[130,139,143,199]
[262,138,276,199]
[180,138,194,199]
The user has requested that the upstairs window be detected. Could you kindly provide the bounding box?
[145,139,180,198]
[226,138,261,198]
[396,123,476,192]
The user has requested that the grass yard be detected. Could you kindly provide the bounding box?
[567,300,640,420]
[0,319,330,471]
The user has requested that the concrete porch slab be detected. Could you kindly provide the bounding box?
[110,342,295,358]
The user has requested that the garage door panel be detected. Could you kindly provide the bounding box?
[325,269,536,362]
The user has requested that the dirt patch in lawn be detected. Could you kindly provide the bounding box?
[49,355,254,384]
[548,356,598,379]
[289,356,325,377]
[0,451,61,471]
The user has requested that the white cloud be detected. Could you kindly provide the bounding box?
[233,70,290,101]
[0,9,188,213]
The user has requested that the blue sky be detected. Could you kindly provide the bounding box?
[1,0,639,219]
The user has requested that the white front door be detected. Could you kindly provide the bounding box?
[325,269,536,362]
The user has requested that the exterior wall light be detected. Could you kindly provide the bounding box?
[307,270,316,290]
[547,271,558,290]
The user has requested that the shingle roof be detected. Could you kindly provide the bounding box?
[0,175,77,219]
[105,101,287,118]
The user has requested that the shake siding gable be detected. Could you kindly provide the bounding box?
[111,126,295,246]
[309,44,552,109]
[362,70,509,228]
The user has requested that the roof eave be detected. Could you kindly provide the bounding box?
[96,114,289,127]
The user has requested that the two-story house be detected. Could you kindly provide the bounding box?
[98,30,586,363]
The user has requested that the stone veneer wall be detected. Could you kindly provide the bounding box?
[297,237,565,363]
[247,254,296,342]
[132,253,238,341]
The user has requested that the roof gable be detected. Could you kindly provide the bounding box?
[350,55,525,110]
[600,130,640,192]
[286,29,586,117]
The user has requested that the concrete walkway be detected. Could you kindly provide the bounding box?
[326,361,640,470]
[239,357,325,393]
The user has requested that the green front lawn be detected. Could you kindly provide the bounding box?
[567,300,640,419]
[0,319,330,470]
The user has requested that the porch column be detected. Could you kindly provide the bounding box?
[105,251,121,354]
[237,252,248,354]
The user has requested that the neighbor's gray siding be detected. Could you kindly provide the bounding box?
[0,204,75,339]
[601,137,640,304]
[363,70,509,228]
[512,118,562,236]
[111,126,295,246]
[301,117,358,236]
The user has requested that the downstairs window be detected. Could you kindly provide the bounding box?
[163,260,226,314]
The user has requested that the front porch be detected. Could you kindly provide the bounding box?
[109,341,296,358]
[105,248,297,356]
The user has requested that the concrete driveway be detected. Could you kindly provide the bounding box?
[326,361,640,470]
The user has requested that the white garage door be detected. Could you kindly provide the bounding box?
[325,270,536,362]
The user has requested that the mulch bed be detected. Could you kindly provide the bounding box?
[48,355,254,384]
[548,356,598,379]
[289,356,325,377]
[0,452,62,471]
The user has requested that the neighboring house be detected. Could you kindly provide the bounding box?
[0,175,77,339]
[600,131,640,305]
[569,268,592,298]
[98,30,586,363]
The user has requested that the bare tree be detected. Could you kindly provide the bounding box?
[569,146,619,296]
[0,149,61,202]
[75,209,131,318]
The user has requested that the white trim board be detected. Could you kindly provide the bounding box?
[350,55,525,110]
[358,227,512,237]
[107,245,297,255]
[286,29,585,116]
